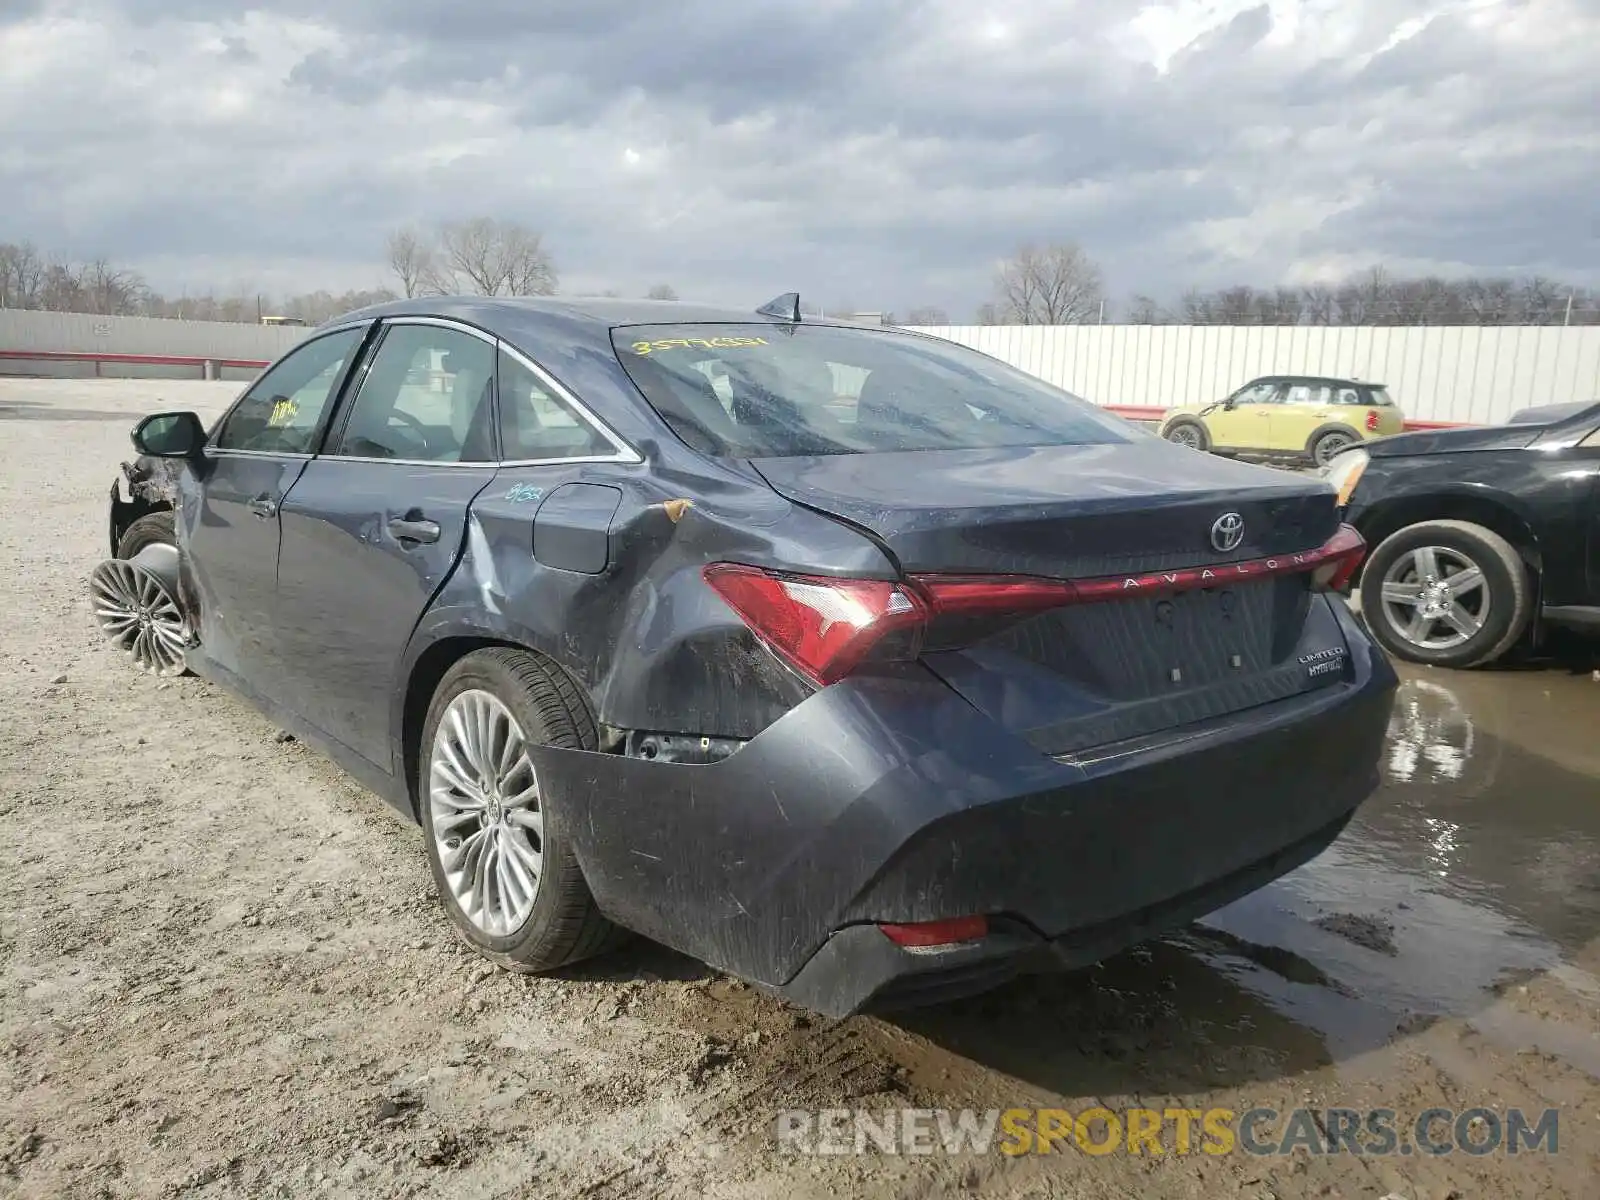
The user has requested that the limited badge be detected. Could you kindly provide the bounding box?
[1299,646,1348,678]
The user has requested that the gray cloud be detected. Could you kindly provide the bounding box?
[2,0,1597,316]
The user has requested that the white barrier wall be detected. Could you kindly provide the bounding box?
[906,324,1600,426]
[0,308,306,366]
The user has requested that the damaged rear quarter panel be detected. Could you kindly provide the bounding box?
[403,439,901,744]
[521,666,1076,985]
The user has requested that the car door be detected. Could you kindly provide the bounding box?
[1270,381,1335,450]
[185,325,371,693]
[1207,380,1280,449]
[272,318,502,771]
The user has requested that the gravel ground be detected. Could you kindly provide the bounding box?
[3,379,1597,1199]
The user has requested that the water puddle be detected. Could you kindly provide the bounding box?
[1188,664,1600,1065]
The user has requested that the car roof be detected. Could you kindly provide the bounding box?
[327,294,873,335]
[1248,374,1385,389]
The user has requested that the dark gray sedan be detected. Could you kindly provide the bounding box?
[94,295,1396,1015]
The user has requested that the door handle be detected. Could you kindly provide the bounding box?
[388,516,441,544]
[248,495,278,519]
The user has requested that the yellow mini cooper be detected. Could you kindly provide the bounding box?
[1159,375,1407,467]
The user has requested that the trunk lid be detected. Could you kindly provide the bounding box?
[749,442,1340,577]
[751,443,1356,756]
[1367,424,1543,458]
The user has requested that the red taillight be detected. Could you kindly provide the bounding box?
[1308,523,1366,592]
[705,524,1368,684]
[1365,409,1379,431]
[879,916,989,948]
[702,564,927,685]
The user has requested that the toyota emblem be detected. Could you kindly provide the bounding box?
[1210,512,1245,553]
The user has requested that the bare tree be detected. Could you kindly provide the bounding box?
[1518,276,1565,324]
[1178,288,1218,324]
[1301,283,1337,325]
[645,283,678,301]
[385,227,434,298]
[0,241,47,309]
[505,226,558,296]
[39,259,87,312]
[992,242,1106,324]
[904,305,950,325]
[1144,270,1600,326]
[78,258,147,314]
[434,217,558,297]
[1261,287,1304,325]
[1124,295,1169,324]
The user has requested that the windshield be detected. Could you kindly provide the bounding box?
[610,323,1132,457]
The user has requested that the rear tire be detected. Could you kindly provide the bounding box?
[1359,520,1532,668]
[419,647,622,973]
[1163,418,1209,451]
[1310,429,1358,468]
[116,511,175,558]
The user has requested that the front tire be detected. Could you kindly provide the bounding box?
[419,647,620,972]
[1163,418,1209,451]
[116,510,175,558]
[1359,520,1533,668]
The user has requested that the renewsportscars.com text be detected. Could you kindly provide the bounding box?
[775,1106,1559,1158]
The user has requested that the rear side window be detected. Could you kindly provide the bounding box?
[611,324,1130,458]
[497,348,614,462]
[1284,383,1335,406]
[1369,387,1395,407]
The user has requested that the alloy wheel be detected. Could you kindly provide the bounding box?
[1167,424,1202,449]
[89,559,190,676]
[428,689,544,938]
[1377,545,1490,652]
[1314,433,1355,466]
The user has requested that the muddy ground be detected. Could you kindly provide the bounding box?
[3,378,1599,1199]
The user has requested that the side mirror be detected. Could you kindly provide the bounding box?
[131,411,207,458]
[1221,396,1238,410]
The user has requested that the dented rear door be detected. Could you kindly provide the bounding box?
[274,459,499,770]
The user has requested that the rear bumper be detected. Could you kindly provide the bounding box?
[782,809,1355,1016]
[530,599,1397,1016]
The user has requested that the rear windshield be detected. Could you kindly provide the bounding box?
[610,323,1131,457]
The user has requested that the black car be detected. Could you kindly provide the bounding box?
[94,294,1396,1016]
[1326,400,1600,669]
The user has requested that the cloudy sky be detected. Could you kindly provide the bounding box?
[2,0,1596,316]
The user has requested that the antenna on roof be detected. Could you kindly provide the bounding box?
[756,292,801,322]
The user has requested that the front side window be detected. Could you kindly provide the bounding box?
[214,328,365,454]
[497,348,614,461]
[1231,382,1282,406]
[611,324,1131,458]
[332,324,497,463]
